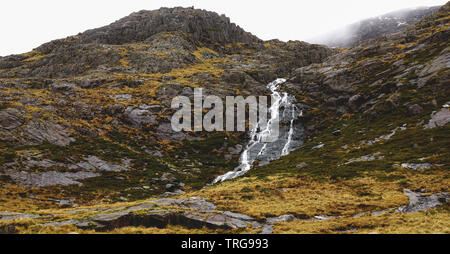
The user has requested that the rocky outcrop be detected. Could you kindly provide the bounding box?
[0,108,25,130]
[424,108,450,129]
[123,106,158,128]
[398,189,449,213]
[0,108,74,146]
[287,4,449,137]
[78,7,260,46]
[4,170,99,188]
[37,197,263,232]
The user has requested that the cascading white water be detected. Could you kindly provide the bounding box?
[281,104,296,156]
[213,78,302,184]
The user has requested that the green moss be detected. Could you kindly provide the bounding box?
[248,88,450,182]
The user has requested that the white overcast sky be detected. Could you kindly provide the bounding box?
[0,0,447,56]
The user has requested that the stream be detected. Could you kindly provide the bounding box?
[213,78,304,183]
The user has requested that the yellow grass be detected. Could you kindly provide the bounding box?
[274,208,450,234]
[185,175,410,219]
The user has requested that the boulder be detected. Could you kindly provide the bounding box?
[0,108,25,130]
[75,197,261,232]
[124,107,157,128]
[408,104,423,115]
[424,108,450,129]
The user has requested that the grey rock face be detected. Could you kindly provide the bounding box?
[124,106,157,128]
[111,94,132,101]
[79,7,260,46]
[424,108,450,129]
[400,163,433,170]
[84,156,128,171]
[259,224,274,234]
[398,189,449,213]
[227,144,243,155]
[22,120,74,146]
[4,170,99,187]
[72,197,261,232]
[0,108,25,130]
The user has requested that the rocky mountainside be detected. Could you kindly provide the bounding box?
[0,4,449,234]
[311,5,441,48]
[0,7,332,208]
[79,7,260,45]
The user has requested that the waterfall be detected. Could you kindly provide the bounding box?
[213,78,303,184]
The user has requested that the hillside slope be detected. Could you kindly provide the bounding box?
[0,7,332,211]
[0,4,449,234]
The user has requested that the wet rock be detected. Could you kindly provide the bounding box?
[260,224,274,234]
[221,70,247,84]
[0,213,40,221]
[227,144,243,155]
[111,94,132,101]
[22,120,74,146]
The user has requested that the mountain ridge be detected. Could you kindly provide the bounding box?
[0,3,449,234]
[310,5,442,47]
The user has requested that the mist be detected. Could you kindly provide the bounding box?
[0,0,448,56]
[308,5,443,47]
